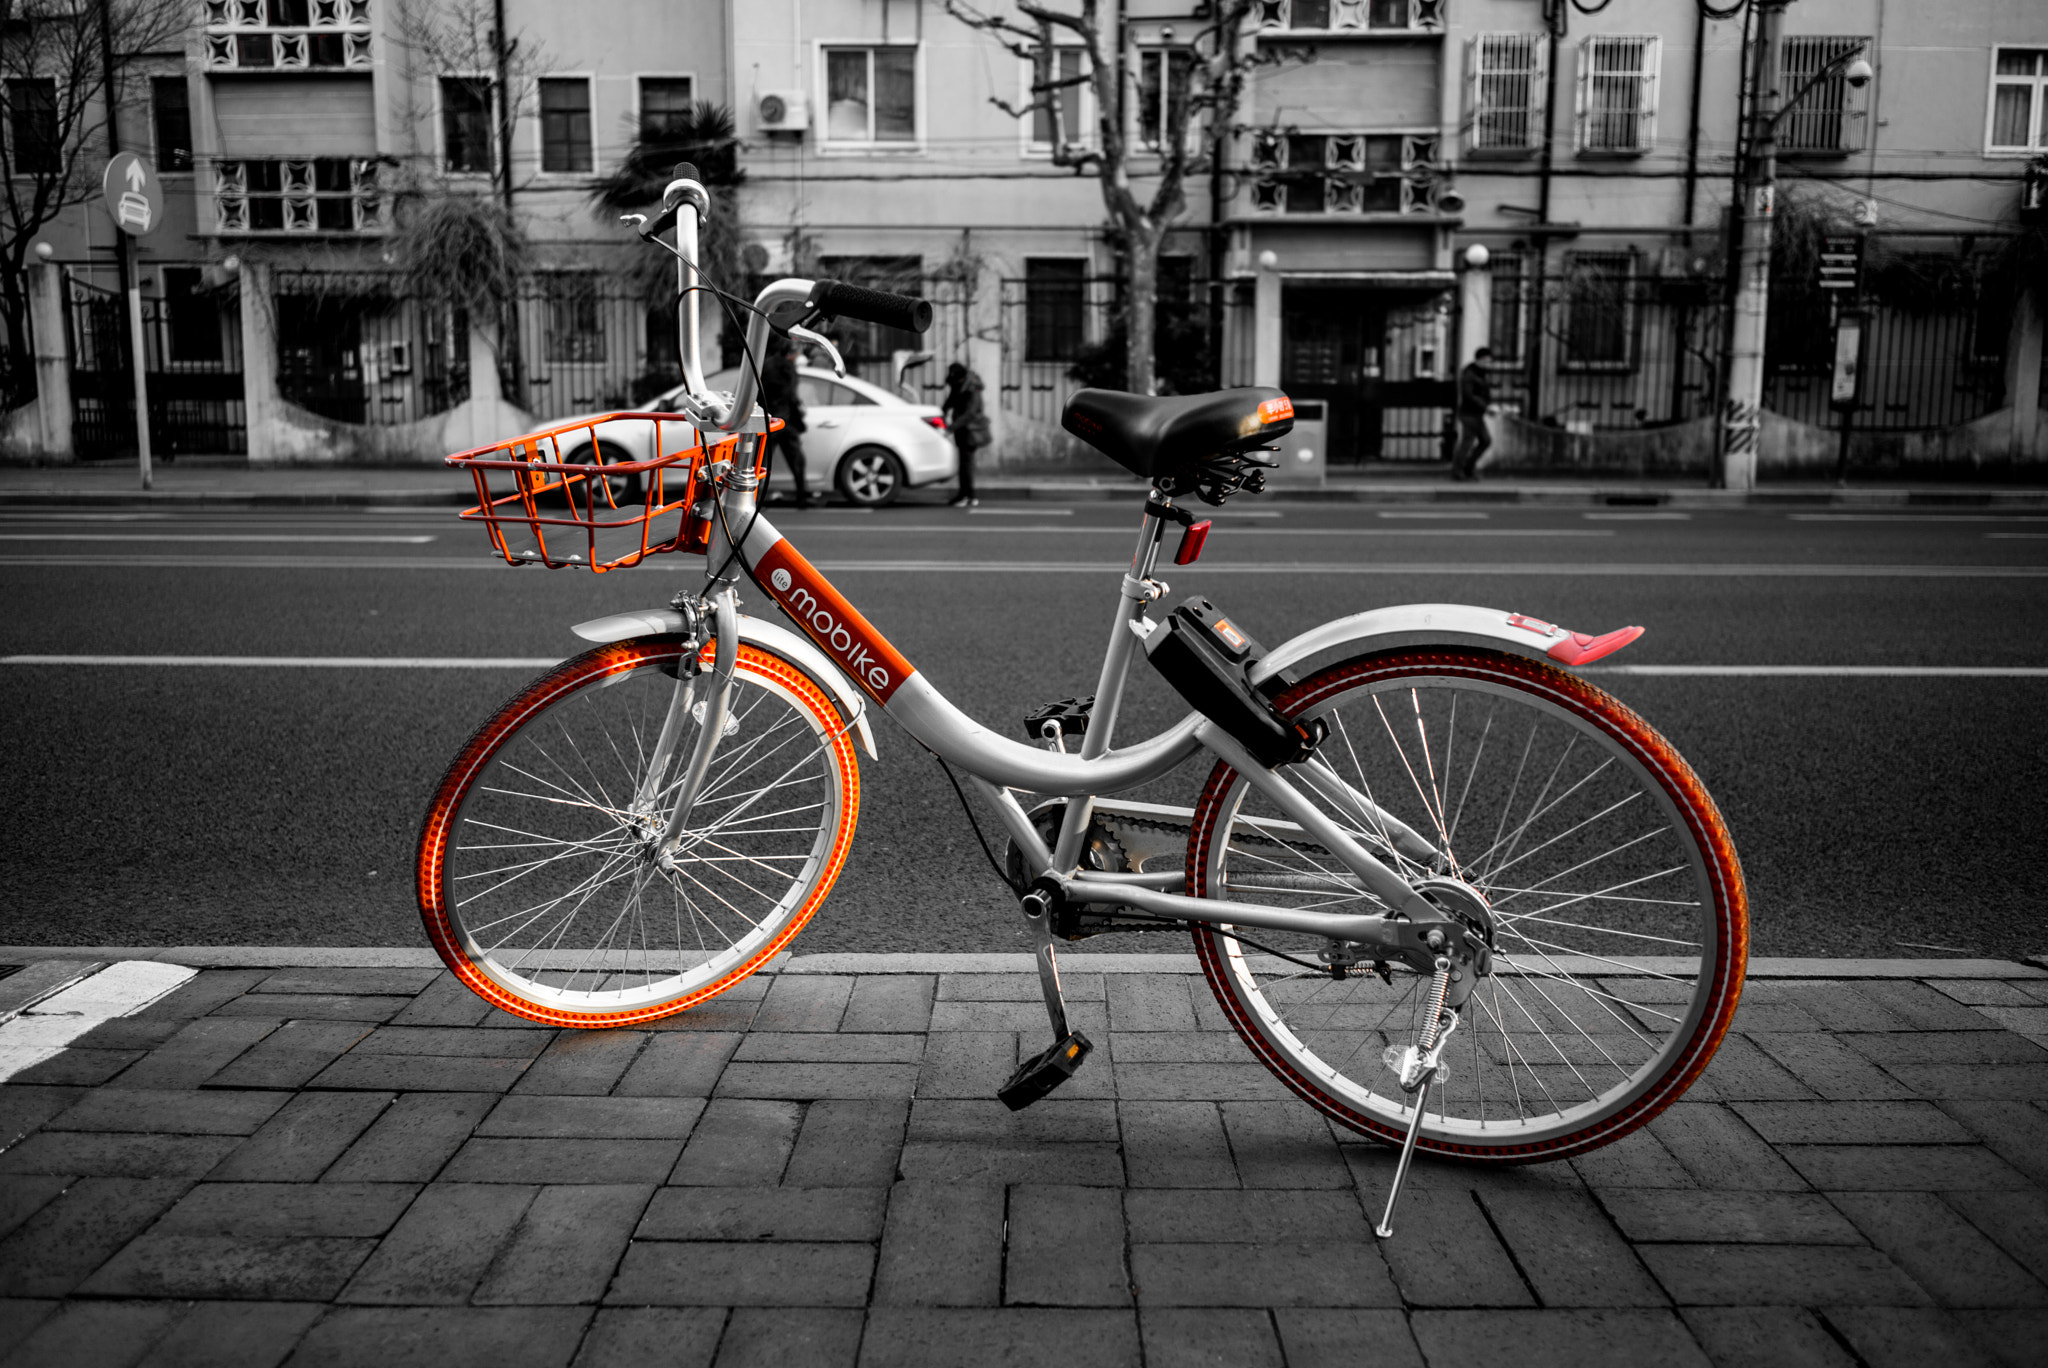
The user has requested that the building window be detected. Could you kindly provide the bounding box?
[1561,253,1636,369]
[824,46,917,144]
[1024,258,1086,362]
[1468,34,1545,154]
[639,77,695,142]
[203,0,372,72]
[152,78,193,172]
[1259,0,1439,32]
[543,275,606,364]
[1137,48,1195,153]
[7,79,57,175]
[1989,48,2048,153]
[1779,36,1869,153]
[1028,48,1090,153]
[539,77,592,173]
[1251,131,1439,215]
[441,77,493,174]
[215,157,382,233]
[1575,35,1659,155]
[1486,251,1526,365]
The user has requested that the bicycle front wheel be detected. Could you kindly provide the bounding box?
[417,636,861,1027]
[1186,648,1746,1161]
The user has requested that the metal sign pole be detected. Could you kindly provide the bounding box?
[125,270,153,490]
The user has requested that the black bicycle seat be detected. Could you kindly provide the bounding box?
[1061,387,1296,481]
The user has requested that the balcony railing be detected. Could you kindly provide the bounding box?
[204,0,371,72]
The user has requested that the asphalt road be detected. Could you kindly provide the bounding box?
[4,497,2046,961]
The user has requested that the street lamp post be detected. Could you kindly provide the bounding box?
[1721,1,1873,489]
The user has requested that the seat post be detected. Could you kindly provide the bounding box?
[1047,489,1168,875]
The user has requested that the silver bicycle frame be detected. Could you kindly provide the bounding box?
[641,176,1434,946]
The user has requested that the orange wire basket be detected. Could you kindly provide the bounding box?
[447,413,766,571]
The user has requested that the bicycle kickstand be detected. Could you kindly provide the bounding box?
[997,886,1093,1111]
[1375,960,1461,1239]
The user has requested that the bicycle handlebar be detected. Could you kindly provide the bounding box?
[806,280,934,335]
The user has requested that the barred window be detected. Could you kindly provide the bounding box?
[1562,253,1637,369]
[1486,252,1526,365]
[1024,258,1086,362]
[1575,35,1659,154]
[543,275,605,364]
[1780,36,1869,154]
[1469,34,1545,153]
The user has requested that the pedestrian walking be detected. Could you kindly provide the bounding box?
[1452,346,1494,481]
[942,361,990,508]
[760,338,813,509]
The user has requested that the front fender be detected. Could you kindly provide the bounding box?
[569,609,879,759]
[1252,603,1642,688]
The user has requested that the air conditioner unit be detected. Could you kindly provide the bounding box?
[758,90,808,132]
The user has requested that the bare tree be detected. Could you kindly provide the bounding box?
[0,0,188,400]
[944,0,1261,394]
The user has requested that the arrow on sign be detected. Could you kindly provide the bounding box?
[125,160,147,192]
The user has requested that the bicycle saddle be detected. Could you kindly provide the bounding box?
[1061,387,1295,480]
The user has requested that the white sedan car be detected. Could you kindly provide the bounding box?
[542,366,958,508]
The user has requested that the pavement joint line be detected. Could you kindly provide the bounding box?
[0,947,2042,978]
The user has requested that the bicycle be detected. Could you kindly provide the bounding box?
[416,168,1748,1236]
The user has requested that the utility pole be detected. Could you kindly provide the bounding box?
[1721,0,1789,491]
[97,0,151,490]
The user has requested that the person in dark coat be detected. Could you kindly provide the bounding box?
[942,361,990,508]
[759,338,812,509]
[1451,346,1494,481]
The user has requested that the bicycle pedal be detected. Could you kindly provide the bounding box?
[997,1031,1093,1111]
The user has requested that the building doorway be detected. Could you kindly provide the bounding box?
[1280,283,1454,463]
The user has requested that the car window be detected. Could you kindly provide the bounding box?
[798,376,877,408]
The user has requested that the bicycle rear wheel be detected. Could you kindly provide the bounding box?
[1186,648,1746,1161]
[416,636,860,1027]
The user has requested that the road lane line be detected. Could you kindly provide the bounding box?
[1580,665,2048,678]
[3,556,2045,577]
[0,961,197,1085]
[1789,514,2048,522]
[2,655,562,668]
[1584,512,1693,520]
[1380,511,1490,519]
[1986,532,2048,539]
[971,507,1073,516]
[7,656,2044,678]
[0,533,436,543]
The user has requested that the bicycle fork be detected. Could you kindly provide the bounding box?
[632,589,741,854]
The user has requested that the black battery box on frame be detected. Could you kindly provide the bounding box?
[1142,596,1326,769]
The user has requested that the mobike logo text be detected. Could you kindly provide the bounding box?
[756,540,914,703]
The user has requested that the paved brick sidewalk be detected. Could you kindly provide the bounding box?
[2,952,2046,1368]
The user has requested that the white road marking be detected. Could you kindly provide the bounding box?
[0,533,436,544]
[0,961,197,1084]
[8,657,2041,678]
[1986,532,2048,539]
[1789,513,2048,522]
[3,655,561,668]
[2,557,2042,577]
[1584,511,1693,521]
[1581,665,2048,678]
[1379,510,1489,519]
[971,507,1073,516]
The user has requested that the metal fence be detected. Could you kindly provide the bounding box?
[1762,294,2007,431]
[1490,269,1726,432]
[67,273,246,458]
[272,271,468,427]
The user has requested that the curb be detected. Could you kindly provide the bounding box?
[2,946,2044,979]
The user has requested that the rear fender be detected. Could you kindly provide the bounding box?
[569,609,879,759]
[1252,603,1642,688]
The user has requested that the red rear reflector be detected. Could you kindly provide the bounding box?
[924,415,947,431]
[1174,519,1212,565]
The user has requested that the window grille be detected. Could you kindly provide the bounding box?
[1486,251,1527,365]
[1250,131,1446,215]
[204,0,372,71]
[1575,35,1658,155]
[215,158,383,234]
[543,276,606,364]
[1468,34,1545,154]
[1024,259,1087,362]
[1561,252,1638,369]
[1256,0,1443,33]
[1779,36,1868,154]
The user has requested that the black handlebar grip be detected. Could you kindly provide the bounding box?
[807,280,934,335]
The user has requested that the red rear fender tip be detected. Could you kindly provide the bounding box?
[1547,625,1644,666]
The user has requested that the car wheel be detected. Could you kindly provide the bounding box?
[562,441,642,508]
[835,445,906,507]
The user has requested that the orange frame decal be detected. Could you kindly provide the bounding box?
[754,537,916,703]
